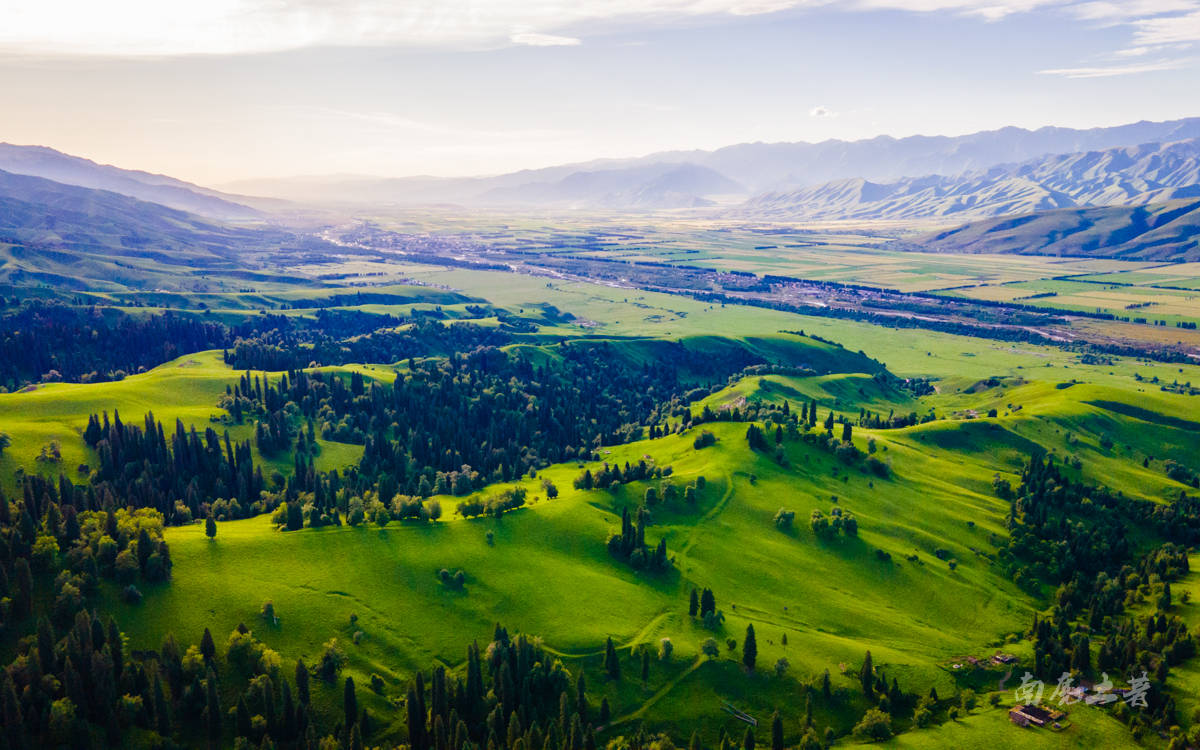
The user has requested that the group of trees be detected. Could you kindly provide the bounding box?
[223,318,512,372]
[809,507,858,539]
[1003,455,1200,738]
[0,302,233,390]
[607,505,671,572]
[83,410,267,525]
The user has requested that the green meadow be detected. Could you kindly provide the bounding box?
[6,271,1200,748]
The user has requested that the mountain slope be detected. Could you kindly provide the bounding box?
[0,169,322,289]
[0,143,263,220]
[907,198,1200,260]
[742,139,1200,221]
[481,162,743,208]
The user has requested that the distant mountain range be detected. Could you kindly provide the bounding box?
[4,116,1200,272]
[742,139,1200,221]
[223,117,1200,209]
[0,143,265,220]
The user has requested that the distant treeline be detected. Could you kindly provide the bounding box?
[223,319,512,371]
[0,301,516,390]
[0,303,231,389]
[689,291,1200,366]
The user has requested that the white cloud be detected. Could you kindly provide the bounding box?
[1133,10,1200,45]
[1072,0,1199,22]
[809,105,836,117]
[1037,58,1193,77]
[1,0,1196,58]
[0,0,1097,57]
[510,31,581,47]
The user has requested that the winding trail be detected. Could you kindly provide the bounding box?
[676,470,735,559]
[539,611,676,658]
[607,656,707,729]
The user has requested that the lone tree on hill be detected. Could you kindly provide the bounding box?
[743,624,757,670]
[689,589,700,617]
[205,515,217,540]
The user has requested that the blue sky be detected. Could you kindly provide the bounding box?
[0,0,1197,184]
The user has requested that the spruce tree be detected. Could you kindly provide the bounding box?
[205,668,222,747]
[295,659,310,705]
[200,628,216,664]
[860,651,874,700]
[689,589,700,618]
[604,638,621,680]
[345,676,358,730]
[743,624,757,671]
[771,711,784,750]
[205,514,217,539]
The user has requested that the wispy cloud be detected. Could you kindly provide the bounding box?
[1132,10,1200,45]
[1071,0,1199,22]
[1,0,1197,60]
[809,105,836,117]
[510,31,581,47]
[1037,58,1192,77]
[0,0,1103,58]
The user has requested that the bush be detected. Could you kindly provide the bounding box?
[852,709,892,741]
[693,430,716,449]
[318,638,345,683]
[659,638,673,661]
[121,584,143,604]
[773,509,795,531]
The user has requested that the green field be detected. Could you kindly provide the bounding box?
[6,269,1200,749]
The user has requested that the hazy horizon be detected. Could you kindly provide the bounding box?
[2,1,1200,185]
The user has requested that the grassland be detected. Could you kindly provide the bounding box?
[948,279,1200,327]
[93,360,1200,747]
[8,267,1200,748]
[0,350,366,494]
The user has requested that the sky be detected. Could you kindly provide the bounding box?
[0,0,1198,185]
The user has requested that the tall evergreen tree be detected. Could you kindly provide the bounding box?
[771,711,784,750]
[603,638,620,680]
[743,624,757,671]
[295,659,310,705]
[205,668,222,748]
[344,676,358,731]
[860,651,875,700]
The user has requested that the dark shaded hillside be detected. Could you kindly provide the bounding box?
[0,142,262,220]
[908,198,1200,260]
[0,169,335,288]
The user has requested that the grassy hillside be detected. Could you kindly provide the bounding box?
[0,350,366,494]
[92,364,1200,747]
[912,198,1200,260]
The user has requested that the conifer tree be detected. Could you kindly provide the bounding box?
[743,624,757,671]
[345,676,358,730]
